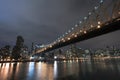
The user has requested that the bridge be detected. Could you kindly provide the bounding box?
[34,0,120,55]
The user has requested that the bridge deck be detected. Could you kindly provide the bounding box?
[36,17,120,54]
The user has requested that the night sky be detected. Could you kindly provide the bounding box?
[0,0,120,49]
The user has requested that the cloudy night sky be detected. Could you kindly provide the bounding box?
[0,0,120,49]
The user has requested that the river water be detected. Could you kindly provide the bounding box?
[0,59,120,80]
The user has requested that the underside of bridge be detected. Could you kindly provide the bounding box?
[35,17,120,55]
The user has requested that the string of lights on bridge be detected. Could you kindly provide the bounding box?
[37,0,120,53]
[49,0,103,48]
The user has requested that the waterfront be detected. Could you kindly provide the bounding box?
[0,59,120,80]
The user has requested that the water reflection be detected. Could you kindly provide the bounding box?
[54,61,58,79]
[0,59,120,80]
[0,63,18,80]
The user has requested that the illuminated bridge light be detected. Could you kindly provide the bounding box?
[84,31,87,34]
[72,33,74,36]
[63,40,66,42]
[75,24,78,27]
[68,30,71,33]
[44,48,47,50]
[98,21,101,25]
[94,6,98,10]
[58,40,60,42]
[50,45,52,48]
[97,25,101,28]
[79,21,82,24]
[62,38,64,41]
[67,37,71,40]
[84,17,87,20]
[89,12,91,15]
[80,30,82,32]
[72,27,74,30]
[74,35,77,37]
[54,42,56,44]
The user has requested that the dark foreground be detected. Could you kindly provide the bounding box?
[0,59,120,80]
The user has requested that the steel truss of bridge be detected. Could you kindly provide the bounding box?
[35,0,120,54]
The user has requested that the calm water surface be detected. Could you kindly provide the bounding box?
[0,59,120,80]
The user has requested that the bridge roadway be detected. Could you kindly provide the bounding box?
[35,16,120,54]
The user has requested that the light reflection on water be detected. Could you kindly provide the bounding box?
[54,61,58,79]
[0,59,120,80]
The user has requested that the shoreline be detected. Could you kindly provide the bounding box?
[0,56,120,63]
